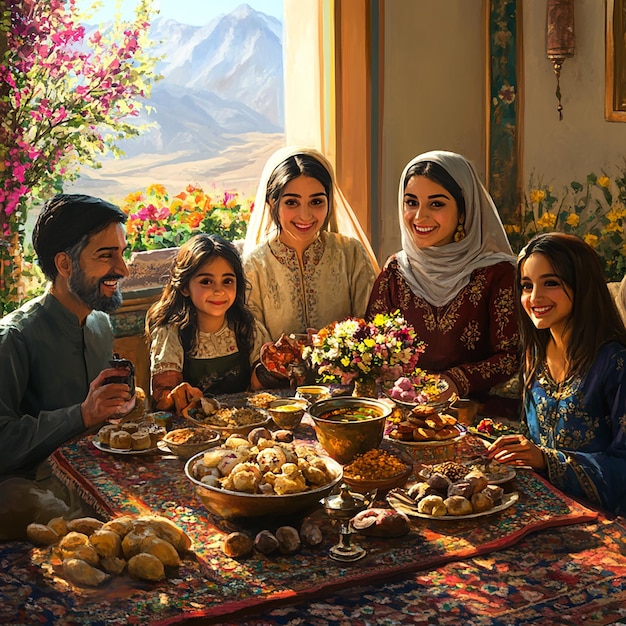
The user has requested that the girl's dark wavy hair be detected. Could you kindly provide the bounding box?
[266,153,333,231]
[146,234,255,377]
[403,160,466,220]
[516,232,626,389]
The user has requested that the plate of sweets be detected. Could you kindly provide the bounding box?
[387,460,519,520]
[468,417,520,442]
[385,371,450,410]
[463,458,516,485]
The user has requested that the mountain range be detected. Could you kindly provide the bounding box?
[72,3,285,200]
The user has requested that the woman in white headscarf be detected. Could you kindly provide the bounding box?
[366,150,520,412]
[243,147,378,344]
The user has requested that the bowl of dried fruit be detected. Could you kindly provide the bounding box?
[342,441,414,493]
[183,397,271,438]
[159,427,220,460]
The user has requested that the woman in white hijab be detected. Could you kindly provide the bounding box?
[367,150,520,413]
[243,147,378,344]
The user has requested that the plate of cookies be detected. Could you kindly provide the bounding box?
[93,420,165,455]
[385,404,464,445]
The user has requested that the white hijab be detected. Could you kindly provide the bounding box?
[242,146,379,271]
[397,150,515,307]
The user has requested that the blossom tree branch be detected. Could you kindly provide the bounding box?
[0,0,161,315]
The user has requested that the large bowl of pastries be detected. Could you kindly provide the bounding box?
[184,427,343,519]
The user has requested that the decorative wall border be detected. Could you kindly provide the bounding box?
[487,0,521,225]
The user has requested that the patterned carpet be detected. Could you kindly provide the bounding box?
[0,427,620,625]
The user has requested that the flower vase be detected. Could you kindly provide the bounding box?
[353,378,378,398]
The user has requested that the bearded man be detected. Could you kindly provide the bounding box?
[0,194,136,479]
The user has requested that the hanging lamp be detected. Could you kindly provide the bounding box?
[546,0,576,120]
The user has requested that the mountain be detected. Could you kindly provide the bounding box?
[74,3,285,199]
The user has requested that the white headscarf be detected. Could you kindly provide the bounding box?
[397,150,515,307]
[242,146,379,270]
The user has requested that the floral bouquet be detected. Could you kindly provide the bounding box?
[303,311,425,386]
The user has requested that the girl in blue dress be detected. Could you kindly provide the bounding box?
[488,233,626,514]
[146,234,269,413]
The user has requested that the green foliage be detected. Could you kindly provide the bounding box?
[505,167,626,282]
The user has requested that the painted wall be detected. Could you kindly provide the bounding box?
[522,0,626,189]
[379,0,486,262]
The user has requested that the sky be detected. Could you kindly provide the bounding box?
[79,0,283,26]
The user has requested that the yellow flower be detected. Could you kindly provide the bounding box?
[583,234,599,247]
[605,222,623,233]
[530,189,546,204]
[147,183,167,196]
[536,212,556,228]
[598,176,610,188]
[504,224,520,234]
[607,205,626,221]
[124,191,143,204]
[565,213,579,227]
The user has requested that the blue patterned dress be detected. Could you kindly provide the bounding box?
[525,341,626,514]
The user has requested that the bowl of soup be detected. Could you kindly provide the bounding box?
[307,397,393,465]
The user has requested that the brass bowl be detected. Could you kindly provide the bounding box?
[342,441,414,494]
[184,451,343,519]
[295,385,331,403]
[307,397,392,465]
[267,398,307,430]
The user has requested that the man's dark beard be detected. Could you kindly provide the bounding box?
[68,263,123,313]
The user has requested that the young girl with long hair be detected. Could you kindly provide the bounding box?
[488,232,626,514]
[146,234,269,412]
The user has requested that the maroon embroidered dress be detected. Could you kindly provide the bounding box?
[367,257,519,401]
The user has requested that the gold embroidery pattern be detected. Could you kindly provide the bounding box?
[460,320,480,350]
[494,286,515,336]
[467,272,486,306]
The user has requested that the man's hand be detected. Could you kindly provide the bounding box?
[81,367,136,428]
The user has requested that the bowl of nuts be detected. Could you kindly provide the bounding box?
[160,427,220,460]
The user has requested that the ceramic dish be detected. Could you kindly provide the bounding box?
[386,490,519,520]
[463,459,517,485]
[183,402,271,437]
[92,439,158,455]
[159,427,220,459]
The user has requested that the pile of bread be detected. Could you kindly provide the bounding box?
[26,514,192,587]
[394,460,505,516]
[188,427,335,495]
[97,419,165,451]
[388,405,459,443]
